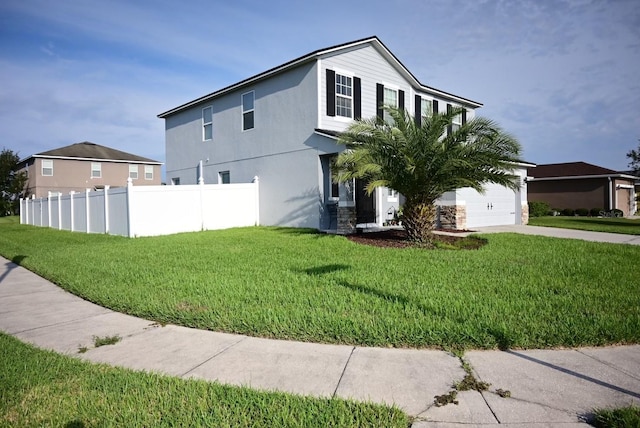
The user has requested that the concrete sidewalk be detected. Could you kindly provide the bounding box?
[471,224,640,245]
[1,255,639,427]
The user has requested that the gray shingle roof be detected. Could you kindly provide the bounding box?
[34,142,161,164]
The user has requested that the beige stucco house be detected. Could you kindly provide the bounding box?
[16,142,163,198]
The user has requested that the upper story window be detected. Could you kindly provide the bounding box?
[171,177,180,185]
[335,74,352,118]
[242,91,254,131]
[144,165,153,180]
[203,106,213,141]
[421,98,433,119]
[383,87,398,123]
[91,162,101,178]
[42,159,53,176]
[129,164,138,180]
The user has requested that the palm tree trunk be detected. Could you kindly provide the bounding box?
[402,199,436,245]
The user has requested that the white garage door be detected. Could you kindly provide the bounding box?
[464,183,518,228]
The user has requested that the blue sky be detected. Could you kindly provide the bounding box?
[1,0,639,176]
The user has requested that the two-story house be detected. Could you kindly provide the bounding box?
[17,141,163,198]
[159,36,530,231]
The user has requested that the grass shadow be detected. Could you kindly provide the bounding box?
[302,264,351,276]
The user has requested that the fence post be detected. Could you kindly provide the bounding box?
[85,189,91,233]
[70,191,75,232]
[47,191,52,228]
[252,176,260,226]
[104,185,110,234]
[57,192,62,230]
[199,172,205,231]
[126,177,134,238]
[20,198,24,224]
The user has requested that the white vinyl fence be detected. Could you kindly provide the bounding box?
[20,178,260,237]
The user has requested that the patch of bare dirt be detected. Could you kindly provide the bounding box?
[346,229,485,250]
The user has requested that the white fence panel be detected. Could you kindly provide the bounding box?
[20,179,260,238]
[108,188,129,237]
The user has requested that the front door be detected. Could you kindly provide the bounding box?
[356,179,375,224]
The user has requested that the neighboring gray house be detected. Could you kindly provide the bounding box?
[159,36,530,231]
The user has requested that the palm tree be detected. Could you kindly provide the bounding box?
[333,106,522,245]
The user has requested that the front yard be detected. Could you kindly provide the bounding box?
[1,221,638,350]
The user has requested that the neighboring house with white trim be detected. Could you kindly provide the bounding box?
[16,141,162,198]
[159,36,530,232]
[528,162,638,217]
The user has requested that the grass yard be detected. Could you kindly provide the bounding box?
[529,216,640,235]
[592,406,640,428]
[0,222,639,350]
[0,333,408,427]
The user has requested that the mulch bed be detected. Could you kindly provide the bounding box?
[346,228,484,249]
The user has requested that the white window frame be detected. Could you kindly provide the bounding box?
[383,87,398,123]
[202,106,213,141]
[42,159,53,176]
[144,165,153,180]
[242,91,255,131]
[218,170,230,184]
[452,107,462,133]
[335,73,353,118]
[129,164,139,180]
[421,98,432,119]
[91,162,101,178]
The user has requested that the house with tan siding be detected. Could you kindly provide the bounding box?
[16,142,162,198]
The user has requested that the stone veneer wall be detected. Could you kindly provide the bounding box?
[437,205,467,230]
[337,206,357,235]
[521,203,529,225]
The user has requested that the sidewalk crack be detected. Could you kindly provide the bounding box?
[332,346,356,398]
[179,336,248,377]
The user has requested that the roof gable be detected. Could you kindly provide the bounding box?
[31,142,161,164]
[158,36,482,118]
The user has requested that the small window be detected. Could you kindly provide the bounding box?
[383,88,398,122]
[42,159,53,176]
[242,91,254,131]
[335,74,352,118]
[451,107,462,134]
[203,106,213,141]
[171,177,180,185]
[91,162,101,178]
[144,165,153,180]
[219,170,230,184]
[129,164,139,180]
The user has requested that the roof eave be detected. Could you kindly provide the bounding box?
[29,154,163,165]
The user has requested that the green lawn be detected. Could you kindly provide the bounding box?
[592,406,640,428]
[0,333,408,427]
[1,222,638,350]
[529,216,640,235]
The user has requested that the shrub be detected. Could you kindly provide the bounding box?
[528,201,551,217]
[575,208,589,216]
[590,208,602,217]
[561,208,575,216]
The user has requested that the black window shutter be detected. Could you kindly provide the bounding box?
[462,109,467,125]
[447,104,452,136]
[432,100,438,115]
[376,83,384,119]
[326,69,335,117]
[414,95,421,127]
[399,90,405,111]
[353,77,361,120]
